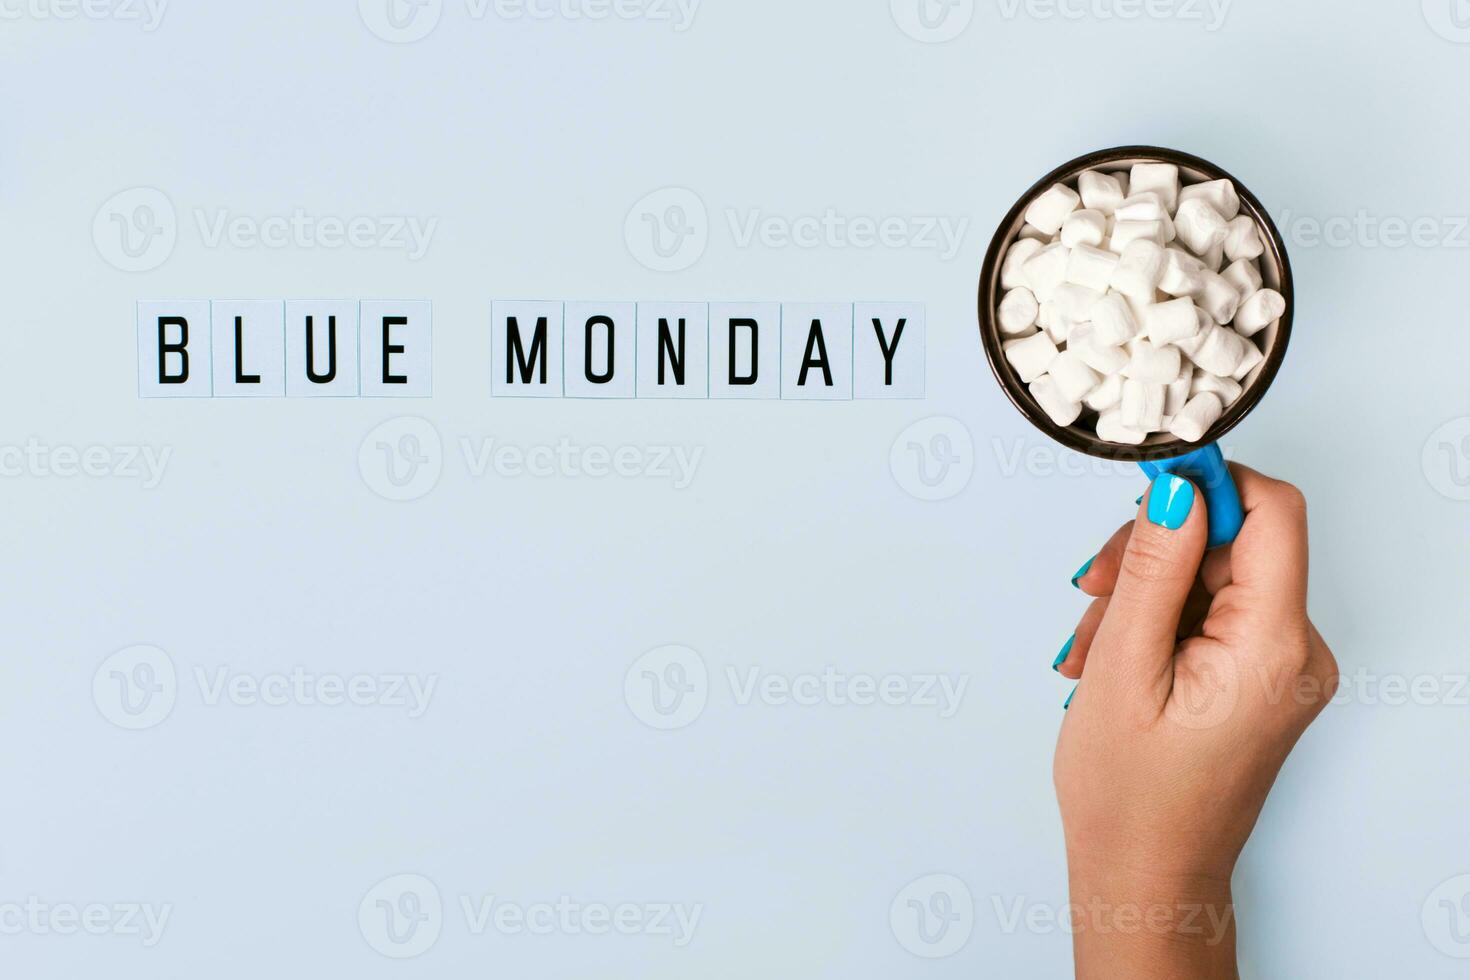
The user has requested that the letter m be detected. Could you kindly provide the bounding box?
[507,316,548,384]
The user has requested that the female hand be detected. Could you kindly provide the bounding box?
[1053,463,1338,979]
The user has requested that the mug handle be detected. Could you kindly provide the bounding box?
[1138,443,1243,549]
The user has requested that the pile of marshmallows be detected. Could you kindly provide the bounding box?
[998,163,1285,445]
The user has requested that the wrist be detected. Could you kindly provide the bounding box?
[1064,858,1238,980]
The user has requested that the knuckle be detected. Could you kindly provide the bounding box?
[1272,480,1309,518]
[1314,642,1340,691]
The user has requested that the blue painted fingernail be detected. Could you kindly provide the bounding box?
[1070,556,1094,589]
[1053,634,1075,672]
[1063,685,1077,710]
[1146,474,1195,530]
[1135,494,1144,505]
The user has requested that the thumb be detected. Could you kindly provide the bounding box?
[1088,473,1209,697]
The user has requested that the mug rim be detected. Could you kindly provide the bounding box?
[976,144,1294,463]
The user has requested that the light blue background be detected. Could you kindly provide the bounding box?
[3,1,1469,976]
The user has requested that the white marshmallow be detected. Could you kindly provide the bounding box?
[1120,379,1166,432]
[1168,392,1224,443]
[1109,240,1165,300]
[1110,171,1131,197]
[1077,337,1129,375]
[1064,244,1120,291]
[1191,324,1249,377]
[1190,370,1242,405]
[1199,240,1225,272]
[1049,350,1103,403]
[1231,336,1265,381]
[1233,287,1285,337]
[1223,215,1265,261]
[1078,171,1126,216]
[1220,258,1263,300]
[1086,373,1125,412]
[1164,360,1193,416]
[1110,219,1166,251]
[1121,339,1182,384]
[1018,225,1049,242]
[1001,238,1044,290]
[1039,301,1071,343]
[1171,307,1214,359]
[1004,331,1059,383]
[1096,408,1147,445]
[1088,292,1140,347]
[1178,179,1240,221]
[1024,183,1081,236]
[1022,242,1071,303]
[1123,192,1181,243]
[1030,375,1082,427]
[1052,283,1105,325]
[1142,297,1202,345]
[1122,292,1155,331]
[1196,271,1242,325]
[1115,193,1168,223]
[998,287,1039,335]
[1061,209,1108,249]
[1158,247,1205,297]
[1114,192,1175,243]
[1129,163,1179,213]
[1174,198,1231,256]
